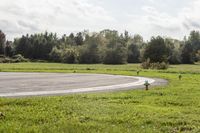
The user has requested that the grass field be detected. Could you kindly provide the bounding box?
[0,63,200,133]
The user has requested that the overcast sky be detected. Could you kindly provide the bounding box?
[1,0,200,40]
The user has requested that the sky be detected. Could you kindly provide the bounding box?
[1,0,200,40]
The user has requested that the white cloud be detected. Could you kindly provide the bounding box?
[126,0,200,40]
[0,0,115,40]
[180,0,200,30]
[1,0,200,40]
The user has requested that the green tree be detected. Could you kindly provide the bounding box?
[79,35,101,64]
[99,29,128,64]
[143,36,169,63]
[188,31,200,61]
[165,38,182,64]
[103,43,127,64]
[189,31,200,51]
[181,42,194,64]
[75,32,84,46]
[196,50,200,61]
[133,35,144,45]
[14,32,58,60]
[127,43,140,63]
[0,30,6,55]
[5,41,13,57]
[62,48,78,63]
[14,35,29,57]
[49,47,62,62]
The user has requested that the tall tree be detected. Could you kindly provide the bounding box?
[5,41,12,57]
[75,32,84,46]
[143,36,169,63]
[127,43,140,63]
[103,42,127,64]
[79,35,101,64]
[14,32,58,60]
[181,42,194,64]
[195,50,200,61]
[189,30,200,52]
[165,38,182,64]
[0,30,6,55]
[188,31,200,61]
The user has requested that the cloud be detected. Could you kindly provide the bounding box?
[180,0,200,30]
[142,6,181,32]
[127,0,200,40]
[1,0,200,40]
[17,20,39,32]
[0,0,115,40]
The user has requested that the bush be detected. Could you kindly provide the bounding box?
[141,59,169,70]
[50,47,78,63]
[12,54,29,63]
[0,57,11,63]
[151,62,169,70]
[62,48,78,64]
[0,54,28,63]
[49,47,62,62]
[0,55,6,58]
[141,58,151,69]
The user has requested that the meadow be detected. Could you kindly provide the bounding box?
[0,62,200,133]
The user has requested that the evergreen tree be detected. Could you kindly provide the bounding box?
[0,30,6,55]
[181,42,194,64]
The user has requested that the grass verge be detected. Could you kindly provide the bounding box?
[0,63,200,133]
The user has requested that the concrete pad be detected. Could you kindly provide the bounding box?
[0,73,167,97]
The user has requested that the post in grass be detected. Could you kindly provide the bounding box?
[137,70,140,76]
[0,112,5,118]
[144,80,150,91]
[179,74,182,80]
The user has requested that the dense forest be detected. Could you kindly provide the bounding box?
[0,29,200,67]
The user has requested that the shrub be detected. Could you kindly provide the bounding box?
[151,62,169,70]
[141,58,151,69]
[62,48,78,64]
[141,59,169,70]
[12,54,29,63]
[0,55,6,58]
[49,47,62,62]
[0,54,28,63]
[0,57,11,63]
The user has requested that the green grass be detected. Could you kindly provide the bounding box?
[0,63,200,133]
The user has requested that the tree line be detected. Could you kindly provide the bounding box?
[0,29,200,65]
